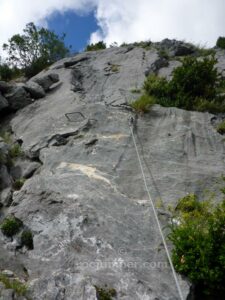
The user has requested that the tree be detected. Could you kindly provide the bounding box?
[3,22,71,78]
[216,36,225,49]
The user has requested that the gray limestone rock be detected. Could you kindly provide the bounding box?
[0,140,9,157]
[4,86,33,111]
[158,60,182,80]
[0,187,13,207]
[216,49,225,78]
[32,73,59,92]
[0,289,14,300]
[0,43,225,300]
[0,81,12,94]
[158,39,195,56]
[24,81,45,99]
[0,165,12,189]
[10,160,41,180]
[1,270,14,277]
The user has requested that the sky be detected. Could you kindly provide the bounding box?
[46,10,99,53]
[0,0,225,57]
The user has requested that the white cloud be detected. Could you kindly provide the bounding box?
[91,0,225,47]
[0,0,225,59]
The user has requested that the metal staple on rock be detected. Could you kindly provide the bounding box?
[128,116,184,300]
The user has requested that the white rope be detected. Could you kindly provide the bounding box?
[129,120,184,300]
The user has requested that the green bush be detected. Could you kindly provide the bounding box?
[95,286,116,300]
[193,98,225,114]
[1,216,23,237]
[86,41,106,51]
[158,49,169,59]
[217,120,225,134]
[131,94,155,113]
[216,37,225,49]
[21,230,33,250]
[169,56,218,103]
[169,193,225,297]
[144,74,169,99]
[141,56,224,113]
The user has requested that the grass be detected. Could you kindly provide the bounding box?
[9,143,23,159]
[0,273,27,296]
[0,131,12,144]
[110,64,120,72]
[0,132,24,166]
[155,198,164,209]
[131,88,141,93]
[13,178,26,190]
[130,94,155,113]
[217,120,225,134]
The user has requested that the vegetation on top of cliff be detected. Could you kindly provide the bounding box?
[85,41,106,51]
[168,186,225,298]
[132,55,225,114]
[216,36,225,49]
[1,22,70,79]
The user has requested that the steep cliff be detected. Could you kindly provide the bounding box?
[0,41,225,300]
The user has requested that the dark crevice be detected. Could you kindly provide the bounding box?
[64,56,89,68]
[71,68,84,92]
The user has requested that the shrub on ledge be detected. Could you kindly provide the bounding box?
[168,192,225,297]
[138,56,225,113]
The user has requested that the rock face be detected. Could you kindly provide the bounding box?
[4,86,33,111]
[32,73,59,92]
[0,43,225,300]
[0,74,57,113]
[156,38,195,56]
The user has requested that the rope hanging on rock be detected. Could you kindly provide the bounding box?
[129,115,184,300]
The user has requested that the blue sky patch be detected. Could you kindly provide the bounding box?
[47,10,99,54]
